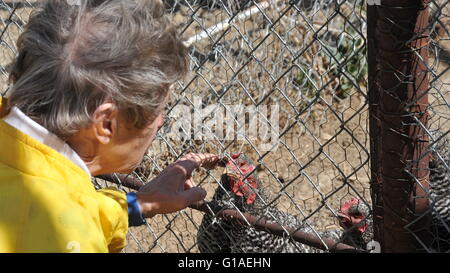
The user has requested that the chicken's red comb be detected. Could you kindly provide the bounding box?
[340,198,360,213]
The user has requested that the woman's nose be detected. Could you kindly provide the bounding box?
[158,114,165,128]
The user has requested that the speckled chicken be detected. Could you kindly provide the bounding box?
[197,153,373,253]
[428,131,450,252]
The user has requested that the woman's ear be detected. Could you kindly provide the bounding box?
[92,103,119,145]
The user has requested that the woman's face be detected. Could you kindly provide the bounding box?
[109,111,165,174]
[100,91,172,175]
[70,93,171,176]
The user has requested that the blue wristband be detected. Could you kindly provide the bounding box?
[126,192,146,227]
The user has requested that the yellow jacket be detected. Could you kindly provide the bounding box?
[0,97,129,253]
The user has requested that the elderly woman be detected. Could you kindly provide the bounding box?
[0,0,219,253]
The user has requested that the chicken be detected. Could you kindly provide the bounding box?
[427,131,450,252]
[197,153,373,253]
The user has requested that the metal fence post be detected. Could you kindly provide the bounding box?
[368,0,431,252]
[367,1,383,248]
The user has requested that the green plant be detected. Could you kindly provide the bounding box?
[323,27,368,99]
[293,64,318,100]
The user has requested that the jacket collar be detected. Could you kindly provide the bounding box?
[1,99,91,177]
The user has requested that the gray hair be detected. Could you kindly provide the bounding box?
[7,0,188,139]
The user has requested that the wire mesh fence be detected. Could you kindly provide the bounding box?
[0,0,448,253]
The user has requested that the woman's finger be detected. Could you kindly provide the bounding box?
[175,153,220,175]
[180,187,207,207]
[184,176,195,190]
[200,154,220,169]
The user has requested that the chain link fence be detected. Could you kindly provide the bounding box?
[0,0,448,253]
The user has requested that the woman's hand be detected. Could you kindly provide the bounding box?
[136,153,220,218]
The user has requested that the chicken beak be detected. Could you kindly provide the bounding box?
[336,211,352,229]
[336,211,349,220]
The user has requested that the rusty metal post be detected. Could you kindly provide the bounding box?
[367,1,383,247]
[368,0,431,252]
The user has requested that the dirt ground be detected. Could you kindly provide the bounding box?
[1,1,448,253]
